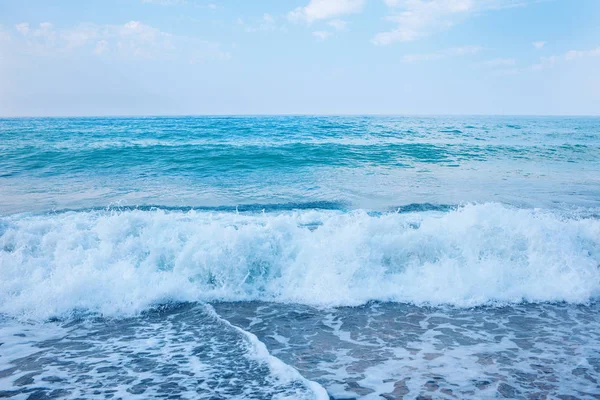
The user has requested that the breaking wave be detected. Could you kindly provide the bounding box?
[1,203,599,319]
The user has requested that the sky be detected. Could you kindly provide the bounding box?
[0,0,599,116]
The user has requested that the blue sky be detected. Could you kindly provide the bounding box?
[0,0,599,116]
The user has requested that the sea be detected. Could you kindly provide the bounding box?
[0,116,599,399]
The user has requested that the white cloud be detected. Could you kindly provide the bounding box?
[374,0,533,45]
[5,20,231,62]
[530,55,556,70]
[94,39,109,55]
[374,0,475,45]
[494,67,520,75]
[61,23,99,48]
[478,57,516,67]
[242,13,279,33]
[328,19,348,30]
[564,47,600,61]
[17,22,55,39]
[16,22,29,36]
[531,46,600,71]
[532,41,545,49]
[141,0,187,5]
[110,21,176,58]
[403,45,482,62]
[313,30,332,40]
[289,0,365,23]
[263,13,275,24]
[11,22,59,53]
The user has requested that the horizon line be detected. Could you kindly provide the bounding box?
[2,113,600,119]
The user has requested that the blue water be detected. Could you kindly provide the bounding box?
[1,116,600,399]
[1,116,599,214]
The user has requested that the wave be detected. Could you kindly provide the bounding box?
[1,203,599,319]
[45,201,351,214]
[5,141,600,179]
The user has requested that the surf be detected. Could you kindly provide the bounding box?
[1,202,599,320]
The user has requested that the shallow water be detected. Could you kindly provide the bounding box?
[1,302,599,399]
[215,301,600,399]
[0,304,326,399]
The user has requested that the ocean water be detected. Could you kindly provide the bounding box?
[0,116,599,399]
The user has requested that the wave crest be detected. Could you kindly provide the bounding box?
[1,203,599,319]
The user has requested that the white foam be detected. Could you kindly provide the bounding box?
[1,203,599,319]
[205,305,329,400]
[0,304,327,400]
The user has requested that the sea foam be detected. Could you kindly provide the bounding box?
[1,203,599,319]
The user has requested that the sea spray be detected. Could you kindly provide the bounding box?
[2,203,599,320]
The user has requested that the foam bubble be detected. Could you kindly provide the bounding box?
[1,203,599,319]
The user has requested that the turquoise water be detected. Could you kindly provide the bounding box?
[1,116,600,399]
[1,116,599,213]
